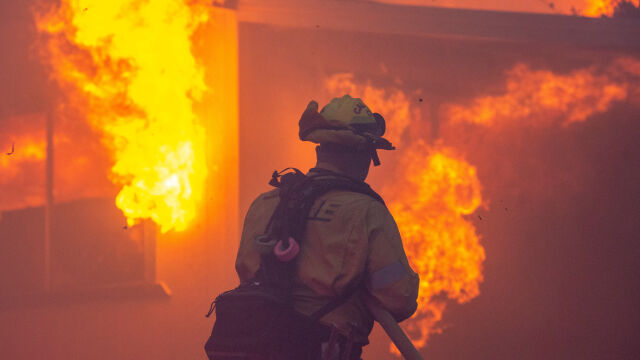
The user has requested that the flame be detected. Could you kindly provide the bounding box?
[389,143,484,350]
[326,75,486,351]
[444,60,636,128]
[583,0,639,16]
[35,0,211,232]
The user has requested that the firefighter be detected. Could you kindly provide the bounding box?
[206,95,419,360]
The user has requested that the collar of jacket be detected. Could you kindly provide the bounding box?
[307,167,367,183]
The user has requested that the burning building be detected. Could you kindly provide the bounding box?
[1,0,639,359]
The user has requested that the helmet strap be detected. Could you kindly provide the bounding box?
[370,148,381,166]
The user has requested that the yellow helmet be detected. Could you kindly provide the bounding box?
[298,95,394,166]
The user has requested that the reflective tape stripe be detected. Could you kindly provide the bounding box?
[370,260,406,290]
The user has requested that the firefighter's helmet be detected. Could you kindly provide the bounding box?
[298,95,394,165]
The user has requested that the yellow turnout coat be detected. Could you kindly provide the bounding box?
[235,170,419,343]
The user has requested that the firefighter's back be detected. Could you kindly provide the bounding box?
[236,175,419,346]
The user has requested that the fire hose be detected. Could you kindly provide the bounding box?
[364,297,424,360]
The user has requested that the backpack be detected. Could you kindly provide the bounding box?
[204,168,384,360]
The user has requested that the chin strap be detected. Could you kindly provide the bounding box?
[371,148,381,166]
[366,136,395,166]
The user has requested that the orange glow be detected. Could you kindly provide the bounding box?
[36,0,213,233]
[0,136,45,169]
[0,134,46,196]
[444,61,635,128]
[326,76,485,351]
[0,112,48,211]
[583,0,639,16]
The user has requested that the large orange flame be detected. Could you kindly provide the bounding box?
[326,75,486,351]
[388,143,484,350]
[444,58,639,128]
[36,0,211,232]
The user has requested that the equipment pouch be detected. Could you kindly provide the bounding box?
[204,282,329,360]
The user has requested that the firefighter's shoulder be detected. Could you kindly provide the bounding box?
[244,189,280,218]
[254,188,280,202]
[320,188,378,205]
[309,188,380,218]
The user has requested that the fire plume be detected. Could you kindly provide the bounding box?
[35,0,211,232]
[444,60,635,128]
[389,143,484,350]
[326,75,486,351]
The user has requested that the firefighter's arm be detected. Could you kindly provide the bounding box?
[365,201,419,322]
[235,193,272,282]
